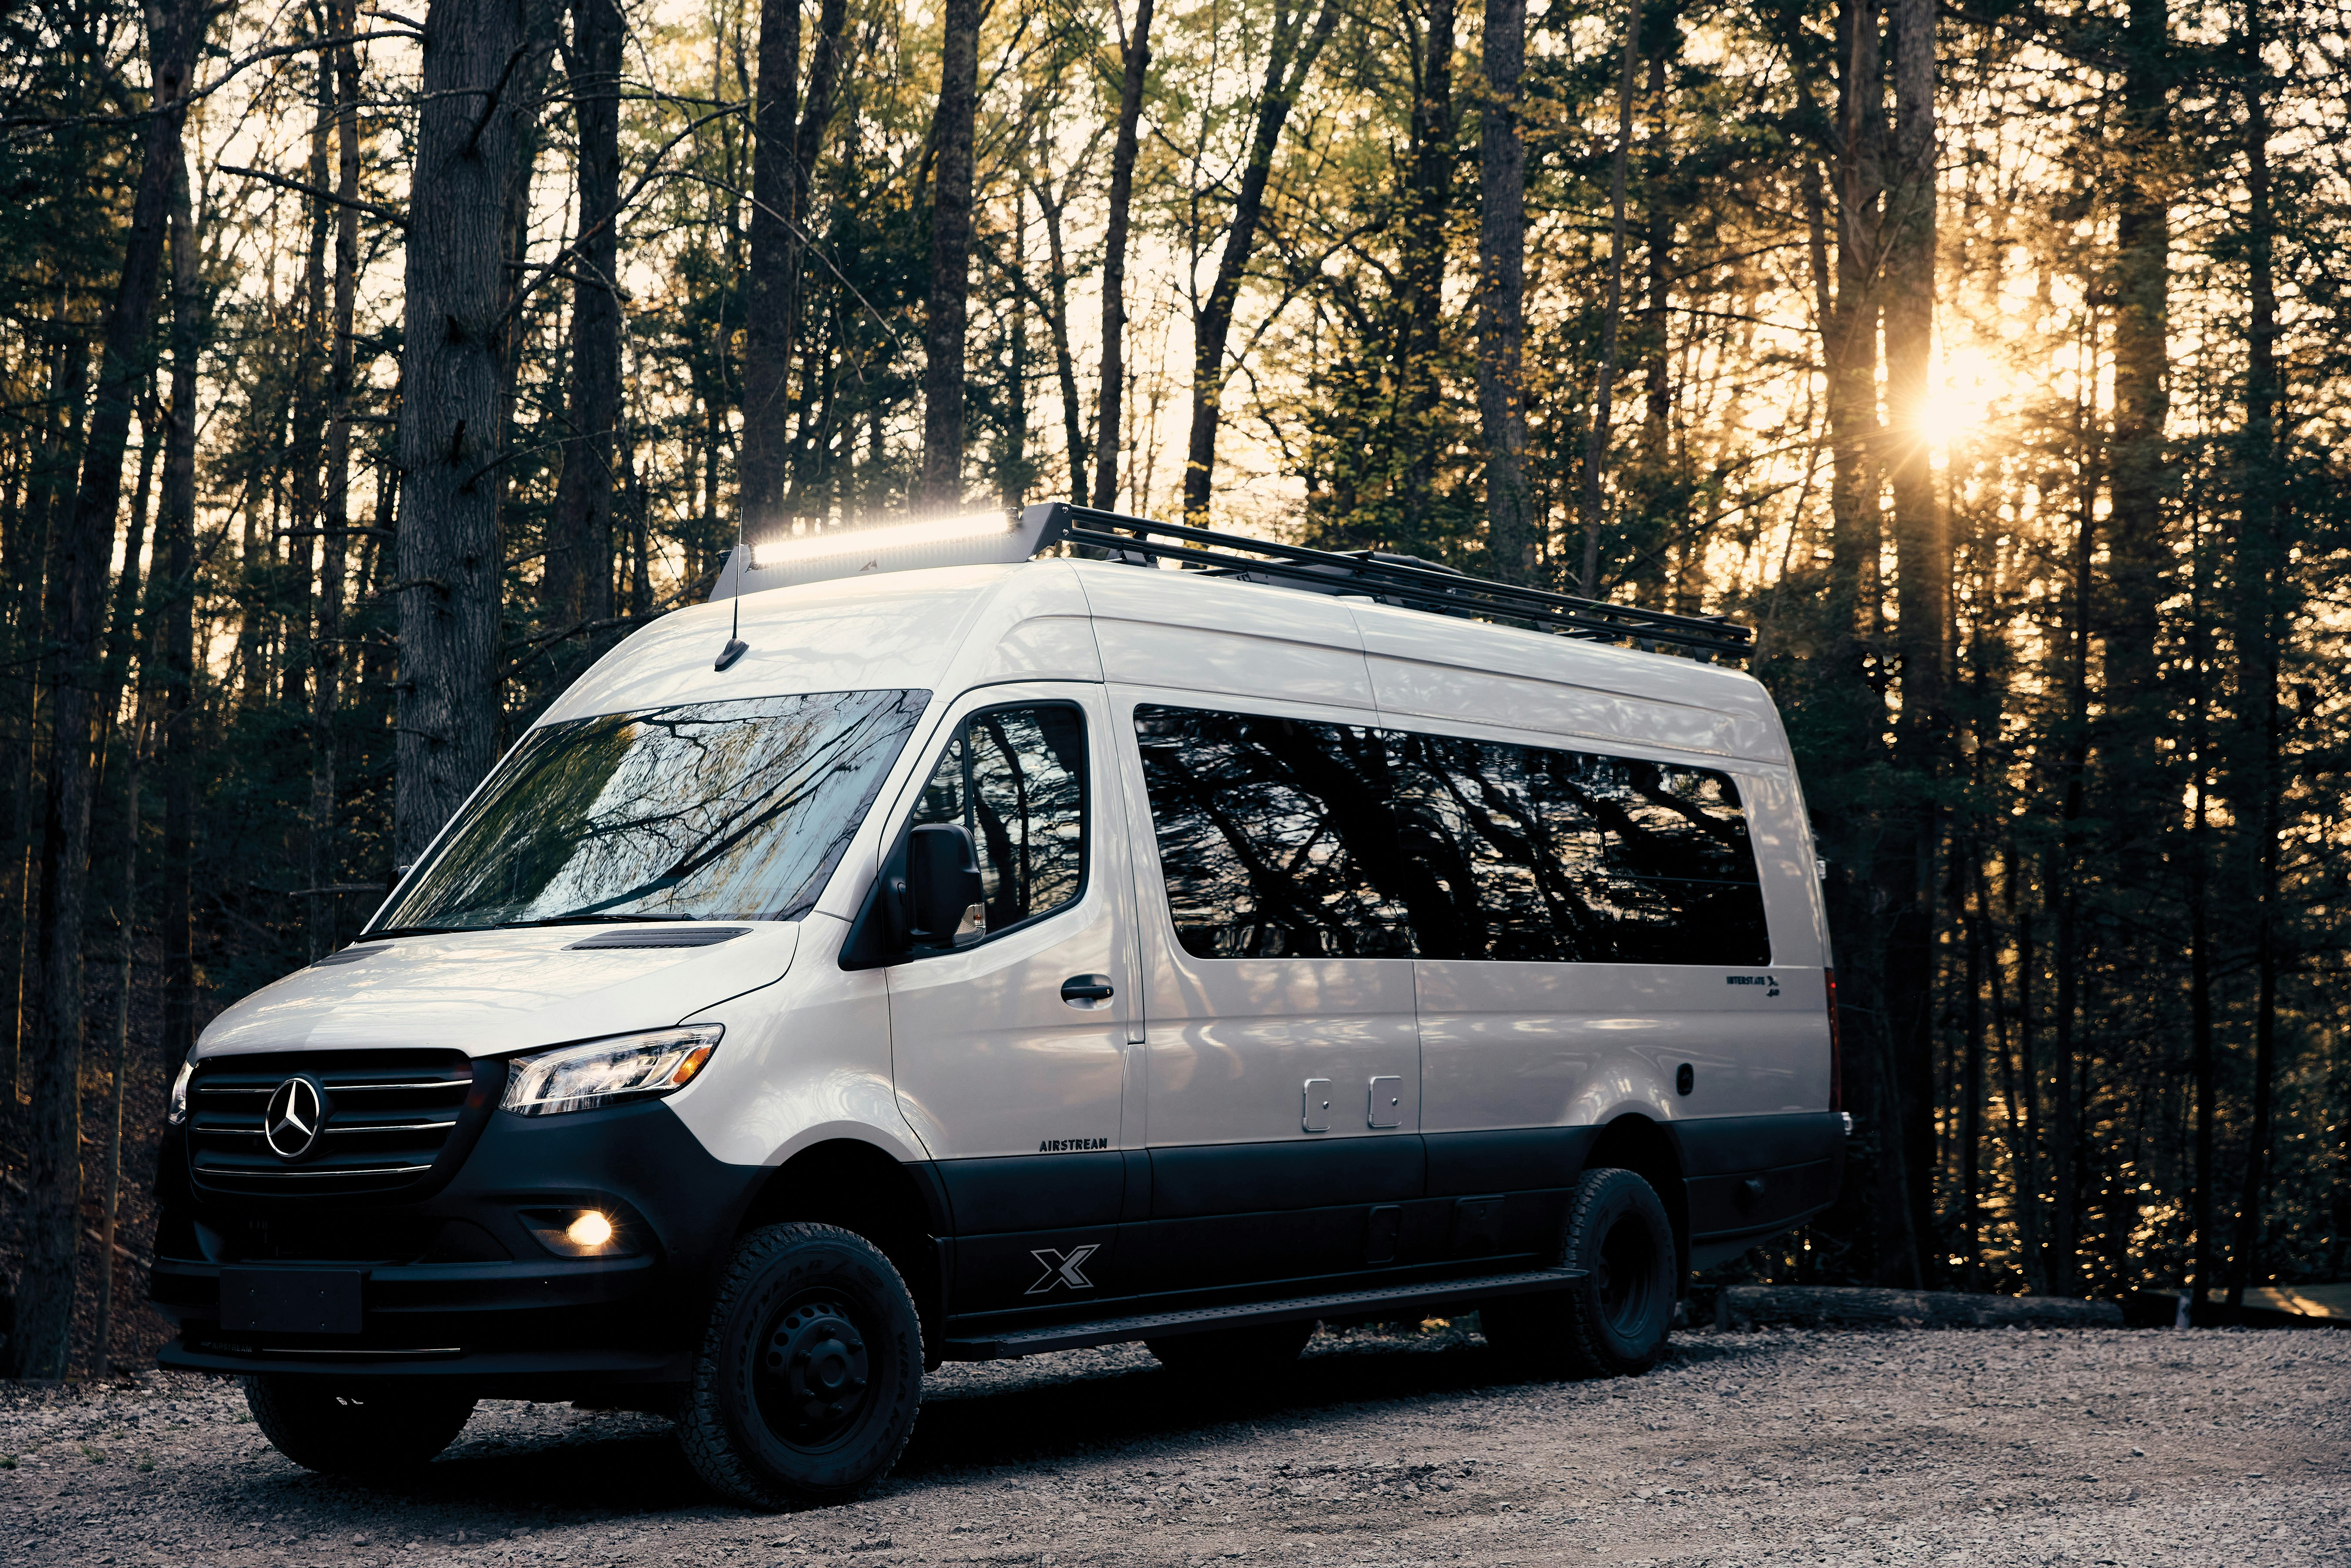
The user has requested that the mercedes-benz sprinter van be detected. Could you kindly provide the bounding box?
[151,504,1842,1507]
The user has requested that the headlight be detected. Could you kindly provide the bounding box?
[499,1026,723,1117]
[168,1059,194,1125]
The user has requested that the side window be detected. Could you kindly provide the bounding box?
[1132,705,1414,959]
[1390,734,1769,965]
[909,704,1088,935]
[1549,752,1767,964]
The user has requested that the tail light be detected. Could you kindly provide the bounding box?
[1825,966,1842,1113]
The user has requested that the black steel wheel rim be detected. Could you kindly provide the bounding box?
[1594,1211,1661,1337]
[751,1289,874,1450]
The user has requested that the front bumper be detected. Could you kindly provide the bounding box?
[151,1094,766,1393]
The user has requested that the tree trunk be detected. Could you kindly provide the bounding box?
[1879,0,1940,1285]
[997,182,1025,510]
[743,0,801,525]
[2103,0,2171,790]
[545,0,624,632]
[2226,24,2281,1309]
[1576,0,1642,596]
[784,0,849,510]
[8,0,206,1380]
[305,0,361,960]
[283,33,334,708]
[920,0,983,508]
[1394,0,1455,552]
[394,0,541,865]
[1091,0,1154,512]
[1960,865,1984,1290]
[2009,886,2046,1293]
[1030,157,1088,506]
[156,149,201,1075]
[89,392,154,1380]
[1824,0,1884,649]
[1475,0,1530,582]
[2049,476,2095,1297]
[1179,0,1342,519]
[7,318,85,1102]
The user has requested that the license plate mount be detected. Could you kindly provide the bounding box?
[219,1267,364,1335]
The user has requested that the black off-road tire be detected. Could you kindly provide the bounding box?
[678,1222,923,1510]
[1480,1166,1677,1379]
[243,1376,476,1474]
[1145,1319,1315,1376]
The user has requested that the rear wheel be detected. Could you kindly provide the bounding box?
[1146,1319,1314,1376]
[243,1377,475,1474]
[1481,1166,1676,1378]
[678,1221,923,1509]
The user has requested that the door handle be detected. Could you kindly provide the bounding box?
[1059,974,1115,1007]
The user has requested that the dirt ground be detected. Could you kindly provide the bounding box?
[2,1322,2346,1567]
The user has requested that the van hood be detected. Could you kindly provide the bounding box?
[194,922,799,1060]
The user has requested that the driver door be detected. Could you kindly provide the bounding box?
[884,685,1142,1315]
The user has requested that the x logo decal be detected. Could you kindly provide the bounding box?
[1025,1244,1101,1295]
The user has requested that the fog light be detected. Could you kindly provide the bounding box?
[523,1207,633,1258]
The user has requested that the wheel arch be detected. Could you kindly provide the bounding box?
[735,1137,948,1362]
[1580,1113,1691,1291]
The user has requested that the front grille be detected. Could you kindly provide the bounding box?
[187,1049,488,1198]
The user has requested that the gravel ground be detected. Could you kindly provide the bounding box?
[3,1323,2346,1566]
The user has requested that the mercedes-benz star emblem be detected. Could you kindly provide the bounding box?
[263,1077,324,1159]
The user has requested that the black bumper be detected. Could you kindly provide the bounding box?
[151,1096,766,1394]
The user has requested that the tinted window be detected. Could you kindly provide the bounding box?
[376,690,928,930]
[1390,734,1768,964]
[1133,706,1416,958]
[909,704,1087,933]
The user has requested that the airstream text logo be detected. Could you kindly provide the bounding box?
[1037,1136,1109,1152]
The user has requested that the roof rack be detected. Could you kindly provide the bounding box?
[1038,504,1752,660]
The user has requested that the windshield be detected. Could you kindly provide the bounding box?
[373,689,929,932]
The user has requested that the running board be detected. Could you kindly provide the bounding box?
[939,1267,1586,1360]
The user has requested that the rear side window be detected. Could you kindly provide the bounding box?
[1389,734,1768,964]
[1132,706,1415,958]
[909,703,1088,934]
[1135,705,1767,965]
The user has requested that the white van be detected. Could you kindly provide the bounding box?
[151,505,1843,1507]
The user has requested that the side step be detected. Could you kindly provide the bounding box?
[939,1267,1586,1361]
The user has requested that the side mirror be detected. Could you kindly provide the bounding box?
[905,824,986,949]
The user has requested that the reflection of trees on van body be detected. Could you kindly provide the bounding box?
[378,691,927,929]
[1136,709,1413,958]
[1135,707,1767,965]
[911,706,1087,931]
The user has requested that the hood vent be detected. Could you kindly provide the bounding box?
[564,926,751,950]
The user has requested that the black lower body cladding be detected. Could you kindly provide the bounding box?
[1672,1112,1846,1268]
[151,1098,768,1400]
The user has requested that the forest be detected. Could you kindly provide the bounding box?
[0,0,2346,1380]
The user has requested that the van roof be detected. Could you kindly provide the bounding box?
[543,559,1790,764]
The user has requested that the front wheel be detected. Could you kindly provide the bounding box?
[243,1377,475,1474]
[678,1221,923,1509]
[1481,1166,1677,1378]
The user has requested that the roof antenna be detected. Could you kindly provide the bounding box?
[714,497,750,671]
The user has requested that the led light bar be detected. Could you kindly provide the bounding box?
[711,505,1066,598]
[750,511,1014,569]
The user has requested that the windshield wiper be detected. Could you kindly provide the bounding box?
[498,912,701,928]
[363,924,473,939]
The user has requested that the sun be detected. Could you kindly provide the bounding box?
[1917,342,2008,448]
